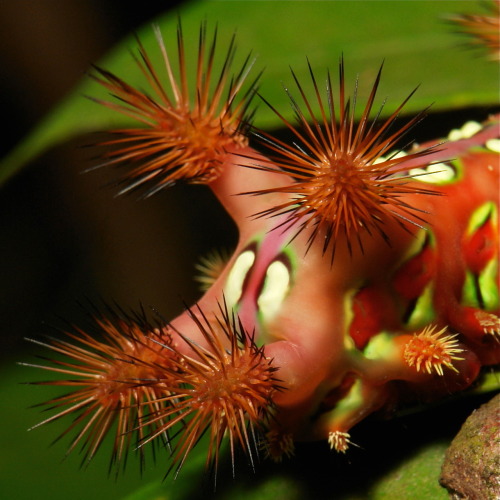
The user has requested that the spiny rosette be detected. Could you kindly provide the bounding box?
[90,22,259,197]
[21,305,177,472]
[262,429,295,463]
[194,248,232,292]
[449,0,500,60]
[403,325,464,376]
[328,431,354,454]
[243,58,440,260]
[136,301,281,477]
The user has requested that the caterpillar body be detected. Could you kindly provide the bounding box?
[24,22,499,475]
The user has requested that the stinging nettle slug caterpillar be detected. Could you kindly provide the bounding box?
[22,9,499,485]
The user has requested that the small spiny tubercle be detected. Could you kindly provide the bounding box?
[262,429,295,463]
[328,431,355,454]
[195,248,233,292]
[403,325,464,376]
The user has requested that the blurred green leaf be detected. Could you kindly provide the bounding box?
[0,361,166,500]
[368,441,449,500]
[1,0,498,186]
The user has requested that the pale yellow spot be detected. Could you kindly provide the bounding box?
[409,162,455,184]
[258,260,290,322]
[448,120,482,141]
[448,129,463,141]
[392,150,408,158]
[461,121,482,138]
[374,150,407,165]
[486,138,500,153]
[225,250,255,307]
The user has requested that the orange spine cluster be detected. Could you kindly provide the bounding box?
[24,301,280,474]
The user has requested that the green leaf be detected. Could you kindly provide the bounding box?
[1,0,498,186]
[368,441,449,500]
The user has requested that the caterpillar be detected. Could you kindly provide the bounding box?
[23,17,499,479]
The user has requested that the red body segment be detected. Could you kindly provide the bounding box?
[175,116,500,449]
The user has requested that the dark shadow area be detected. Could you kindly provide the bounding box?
[178,390,494,499]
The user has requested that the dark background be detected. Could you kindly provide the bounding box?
[0,0,236,360]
